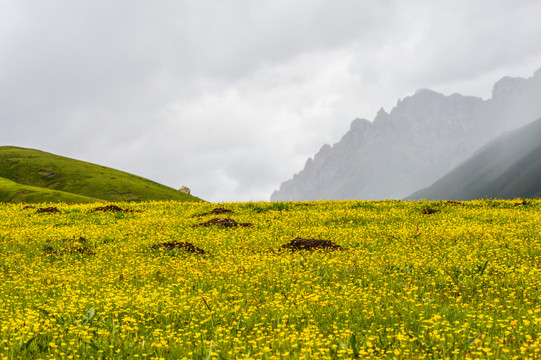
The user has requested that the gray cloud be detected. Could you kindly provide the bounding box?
[2,0,541,201]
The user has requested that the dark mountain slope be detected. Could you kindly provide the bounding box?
[492,145,541,198]
[406,118,541,200]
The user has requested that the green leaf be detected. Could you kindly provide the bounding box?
[478,260,489,276]
[467,332,482,346]
[349,333,359,358]
[23,335,37,349]
[87,340,100,351]
[36,307,50,317]
[80,307,96,326]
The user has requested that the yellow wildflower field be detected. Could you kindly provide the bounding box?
[0,199,540,359]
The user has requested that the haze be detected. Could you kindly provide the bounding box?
[2,0,541,202]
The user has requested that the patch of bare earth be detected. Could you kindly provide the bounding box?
[280,237,345,251]
[37,207,60,214]
[195,218,252,228]
[94,204,128,212]
[151,241,205,255]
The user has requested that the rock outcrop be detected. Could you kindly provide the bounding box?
[271,68,541,201]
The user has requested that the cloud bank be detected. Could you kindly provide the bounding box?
[2,0,541,201]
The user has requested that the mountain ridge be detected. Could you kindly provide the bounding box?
[271,68,541,201]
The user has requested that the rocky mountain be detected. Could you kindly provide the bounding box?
[271,68,541,201]
[406,117,541,200]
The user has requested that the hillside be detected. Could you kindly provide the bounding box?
[271,67,541,201]
[0,146,201,203]
[406,118,541,200]
[0,176,103,203]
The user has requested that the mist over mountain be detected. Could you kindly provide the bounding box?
[406,117,541,200]
[271,68,541,201]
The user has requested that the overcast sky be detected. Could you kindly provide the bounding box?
[2,0,541,202]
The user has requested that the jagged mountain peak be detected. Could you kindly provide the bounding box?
[271,67,541,201]
[349,118,371,131]
[492,76,528,98]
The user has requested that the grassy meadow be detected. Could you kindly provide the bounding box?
[0,199,540,359]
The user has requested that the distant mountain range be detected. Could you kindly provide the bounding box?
[406,117,541,200]
[0,146,201,203]
[272,68,541,201]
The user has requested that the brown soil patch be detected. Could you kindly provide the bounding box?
[280,237,345,251]
[151,241,205,255]
[421,208,439,215]
[23,205,35,210]
[94,205,125,212]
[193,208,233,217]
[93,205,139,213]
[195,218,252,228]
[37,207,60,214]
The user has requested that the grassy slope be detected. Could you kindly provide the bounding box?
[490,144,541,198]
[406,118,541,200]
[0,176,103,203]
[0,146,201,203]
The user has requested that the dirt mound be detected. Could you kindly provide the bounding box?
[37,207,60,214]
[193,208,233,217]
[280,237,345,251]
[44,246,95,256]
[23,205,35,210]
[93,205,138,213]
[151,241,205,254]
[421,208,439,215]
[93,204,124,212]
[196,218,252,228]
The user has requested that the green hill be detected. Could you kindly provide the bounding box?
[0,146,201,203]
[0,176,103,203]
[406,118,541,200]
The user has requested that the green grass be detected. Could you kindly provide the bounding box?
[0,176,104,203]
[0,146,202,203]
